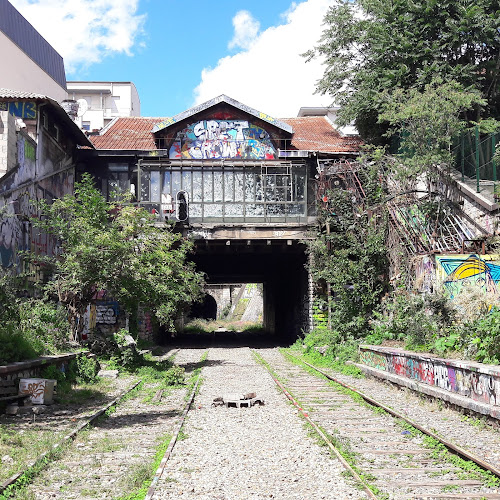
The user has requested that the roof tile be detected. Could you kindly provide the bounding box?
[89,115,363,153]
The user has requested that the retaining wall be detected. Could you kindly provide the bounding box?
[0,352,91,383]
[357,345,500,420]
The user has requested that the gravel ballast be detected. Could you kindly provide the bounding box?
[153,347,365,499]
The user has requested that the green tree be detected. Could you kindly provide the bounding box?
[306,0,500,143]
[380,80,486,184]
[31,173,204,339]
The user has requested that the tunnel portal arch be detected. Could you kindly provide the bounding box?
[189,293,217,320]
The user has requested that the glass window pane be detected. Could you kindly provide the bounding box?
[245,173,255,201]
[255,174,263,201]
[287,203,305,216]
[189,203,202,217]
[192,171,202,201]
[295,173,305,201]
[224,203,244,217]
[172,171,181,195]
[204,204,223,217]
[245,204,264,216]
[140,171,150,201]
[203,172,213,201]
[266,204,286,216]
[234,172,244,201]
[224,171,234,201]
[150,171,160,203]
[213,172,223,202]
[182,171,191,194]
[163,171,171,196]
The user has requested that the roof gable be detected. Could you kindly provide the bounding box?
[152,95,293,135]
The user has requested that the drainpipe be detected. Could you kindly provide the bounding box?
[475,125,480,193]
[35,102,47,181]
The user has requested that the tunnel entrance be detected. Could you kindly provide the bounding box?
[189,293,218,320]
[188,239,310,343]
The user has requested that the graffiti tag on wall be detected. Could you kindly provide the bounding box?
[96,301,119,324]
[435,254,500,315]
[0,101,37,119]
[361,349,500,406]
[169,120,277,160]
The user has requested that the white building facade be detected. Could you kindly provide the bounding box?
[0,0,67,102]
[66,81,141,132]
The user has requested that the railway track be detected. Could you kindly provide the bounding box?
[0,347,204,499]
[4,344,500,499]
[256,349,500,500]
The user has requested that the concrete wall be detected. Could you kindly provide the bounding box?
[0,33,67,102]
[0,110,16,177]
[359,345,500,411]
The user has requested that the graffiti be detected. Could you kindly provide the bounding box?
[437,254,500,299]
[362,348,500,407]
[436,254,500,314]
[96,301,119,324]
[359,350,388,371]
[82,304,97,335]
[169,120,277,160]
[0,101,37,119]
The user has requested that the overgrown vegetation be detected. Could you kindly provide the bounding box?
[300,9,500,366]
[28,173,204,341]
[0,275,73,363]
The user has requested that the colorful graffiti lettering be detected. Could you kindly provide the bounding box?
[362,348,500,406]
[0,101,37,119]
[359,351,388,371]
[169,120,277,160]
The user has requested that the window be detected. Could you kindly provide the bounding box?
[139,164,307,222]
[107,163,129,201]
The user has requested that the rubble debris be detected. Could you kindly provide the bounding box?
[212,392,265,408]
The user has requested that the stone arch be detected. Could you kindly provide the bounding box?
[190,293,217,320]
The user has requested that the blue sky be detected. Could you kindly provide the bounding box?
[11,0,335,118]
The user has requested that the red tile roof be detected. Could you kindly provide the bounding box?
[89,115,362,153]
[90,117,160,150]
[282,116,363,153]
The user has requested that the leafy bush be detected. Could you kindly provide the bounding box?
[18,299,72,355]
[73,355,100,383]
[371,291,454,350]
[455,310,500,364]
[0,326,37,364]
[40,364,67,385]
[163,366,185,386]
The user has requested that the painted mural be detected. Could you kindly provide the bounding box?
[360,348,500,407]
[168,120,277,160]
[436,254,500,303]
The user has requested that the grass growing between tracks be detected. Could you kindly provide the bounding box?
[302,418,389,499]
[115,351,207,500]
[115,434,174,500]
[284,347,363,378]
[396,420,500,488]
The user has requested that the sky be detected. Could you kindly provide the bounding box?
[10,0,336,119]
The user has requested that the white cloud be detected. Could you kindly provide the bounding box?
[9,0,145,75]
[228,10,260,51]
[193,0,336,118]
